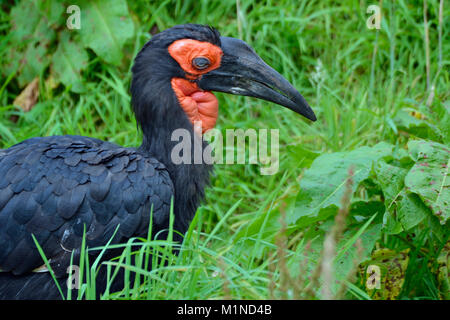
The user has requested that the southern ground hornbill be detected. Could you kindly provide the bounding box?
[0,24,316,299]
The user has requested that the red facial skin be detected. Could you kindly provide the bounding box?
[171,78,218,134]
[168,39,223,133]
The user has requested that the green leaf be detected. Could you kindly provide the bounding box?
[17,45,49,86]
[382,210,404,235]
[396,193,429,230]
[360,248,410,300]
[374,160,409,207]
[9,1,41,43]
[426,210,448,243]
[51,33,89,93]
[335,214,382,279]
[36,1,65,26]
[5,0,56,86]
[350,200,385,222]
[405,140,450,224]
[375,160,429,232]
[79,0,134,65]
[290,213,382,296]
[286,144,321,168]
[290,142,393,226]
[394,110,443,142]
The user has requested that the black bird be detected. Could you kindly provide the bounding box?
[0,24,316,299]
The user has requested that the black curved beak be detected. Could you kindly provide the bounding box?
[198,36,316,121]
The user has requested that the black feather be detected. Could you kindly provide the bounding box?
[89,172,111,202]
[57,186,86,219]
[64,153,81,167]
[0,186,13,211]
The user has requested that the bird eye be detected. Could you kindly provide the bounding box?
[192,57,211,70]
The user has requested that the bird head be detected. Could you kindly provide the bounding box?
[131,24,316,135]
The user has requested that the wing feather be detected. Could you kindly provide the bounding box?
[0,136,174,275]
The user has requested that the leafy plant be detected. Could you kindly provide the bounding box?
[3,0,135,93]
[285,139,449,298]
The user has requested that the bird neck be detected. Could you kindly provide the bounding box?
[136,81,213,236]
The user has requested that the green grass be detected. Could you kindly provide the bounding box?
[0,0,448,300]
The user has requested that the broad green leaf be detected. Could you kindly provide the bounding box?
[290,142,393,226]
[335,216,382,281]
[79,0,134,65]
[374,160,409,207]
[9,0,41,43]
[360,248,410,300]
[426,210,448,243]
[17,45,49,87]
[286,144,321,168]
[405,140,450,224]
[290,213,382,296]
[51,33,88,93]
[394,109,444,143]
[396,193,429,230]
[349,200,385,222]
[36,0,65,26]
[5,0,57,86]
[374,160,428,232]
[382,210,403,235]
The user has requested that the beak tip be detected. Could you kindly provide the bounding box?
[307,110,317,122]
[296,100,317,122]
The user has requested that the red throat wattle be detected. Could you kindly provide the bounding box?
[171,78,218,134]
